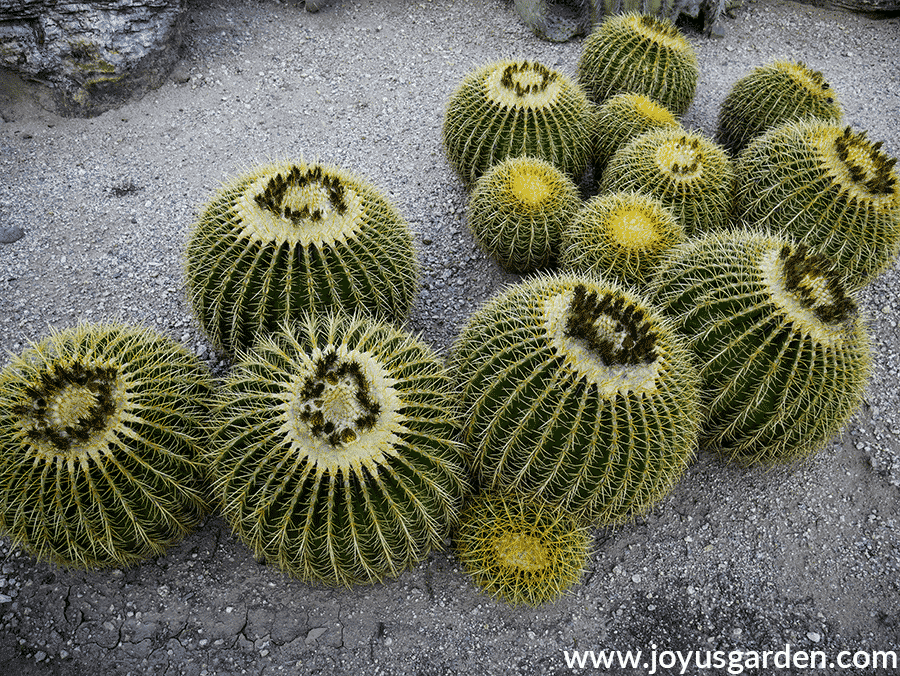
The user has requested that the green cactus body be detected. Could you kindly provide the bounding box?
[561,191,684,287]
[207,313,469,586]
[185,160,419,357]
[467,156,582,273]
[648,230,872,465]
[454,491,590,606]
[592,92,681,174]
[442,59,593,186]
[452,273,700,524]
[600,127,735,236]
[577,12,698,116]
[717,60,842,156]
[732,120,900,290]
[0,323,212,568]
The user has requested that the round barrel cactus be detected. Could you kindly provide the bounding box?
[600,126,735,236]
[467,155,582,273]
[577,12,698,116]
[207,312,469,586]
[648,230,872,465]
[561,191,684,288]
[717,60,842,156]
[452,273,700,524]
[0,322,213,568]
[454,491,591,606]
[442,59,593,186]
[592,92,680,174]
[732,120,900,289]
[186,160,419,356]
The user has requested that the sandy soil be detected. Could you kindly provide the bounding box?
[0,1,898,674]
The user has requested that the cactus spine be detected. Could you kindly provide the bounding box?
[648,230,872,465]
[452,273,700,524]
[592,92,680,174]
[717,60,842,156]
[185,160,419,357]
[732,120,900,289]
[577,12,698,116]
[206,313,469,586]
[467,155,582,273]
[454,491,590,606]
[442,59,593,186]
[0,322,213,568]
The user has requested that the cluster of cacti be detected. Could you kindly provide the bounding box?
[442,59,593,186]
[732,119,900,290]
[648,230,872,465]
[599,126,735,236]
[577,12,698,116]
[467,155,582,273]
[717,59,843,156]
[185,159,419,357]
[0,322,213,569]
[452,272,700,524]
[205,312,469,586]
[454,491,591,606]
[561,190,684,287]
[591,92,680,174]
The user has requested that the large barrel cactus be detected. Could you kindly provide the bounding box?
[732,120,900,290]
[0,322,213,568]
[717,59,842,156]
[442,59,593,186]
[577,12,698,116]
[186,160,419,356]
[467,155,582,273]
[599,126,735,236]
[454,491,591,606]
[452,273,700,524]
[648,230,872,465]
[206,312,469,586]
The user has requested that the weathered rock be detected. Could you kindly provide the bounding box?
[0,0,187,117]
[0,225,26,244]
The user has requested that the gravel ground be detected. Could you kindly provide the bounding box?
[0,1,898,674]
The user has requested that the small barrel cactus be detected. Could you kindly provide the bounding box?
[577,12,698,116]
[0,322,213,569]
[561,190,684,288]
[467,155,582,273]
[599,127,735,236]
[732,120,900,289]
[452,273,700,524]
[592,92,680,175]
[648,230,872,465]
[442,59,593,186]
[185,160,419,356]
[717,60,842,156]
[454,491,591,606]
[206,312,469,586]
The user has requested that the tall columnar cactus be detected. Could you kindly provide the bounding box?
[732,120,900,289]
[467,155,582,273]
[599,127,735,236]
[592,92,680,174]
[561,191,684,288]
[185,160,419,357]
[452,273,700,524]
[717,60,842,156]
[442,59,593,186]
[206,312,469,586]
[0,322,213,568]
[577,12,698,116]
[454,491,591,606]
[648,230,872,465]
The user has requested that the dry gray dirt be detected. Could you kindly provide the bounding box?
[0,1,898,675]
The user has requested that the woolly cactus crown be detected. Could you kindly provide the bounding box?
[442,59,593,186]
[207,312,469,586]
[186,159,419,356]
[0,322,212,568]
